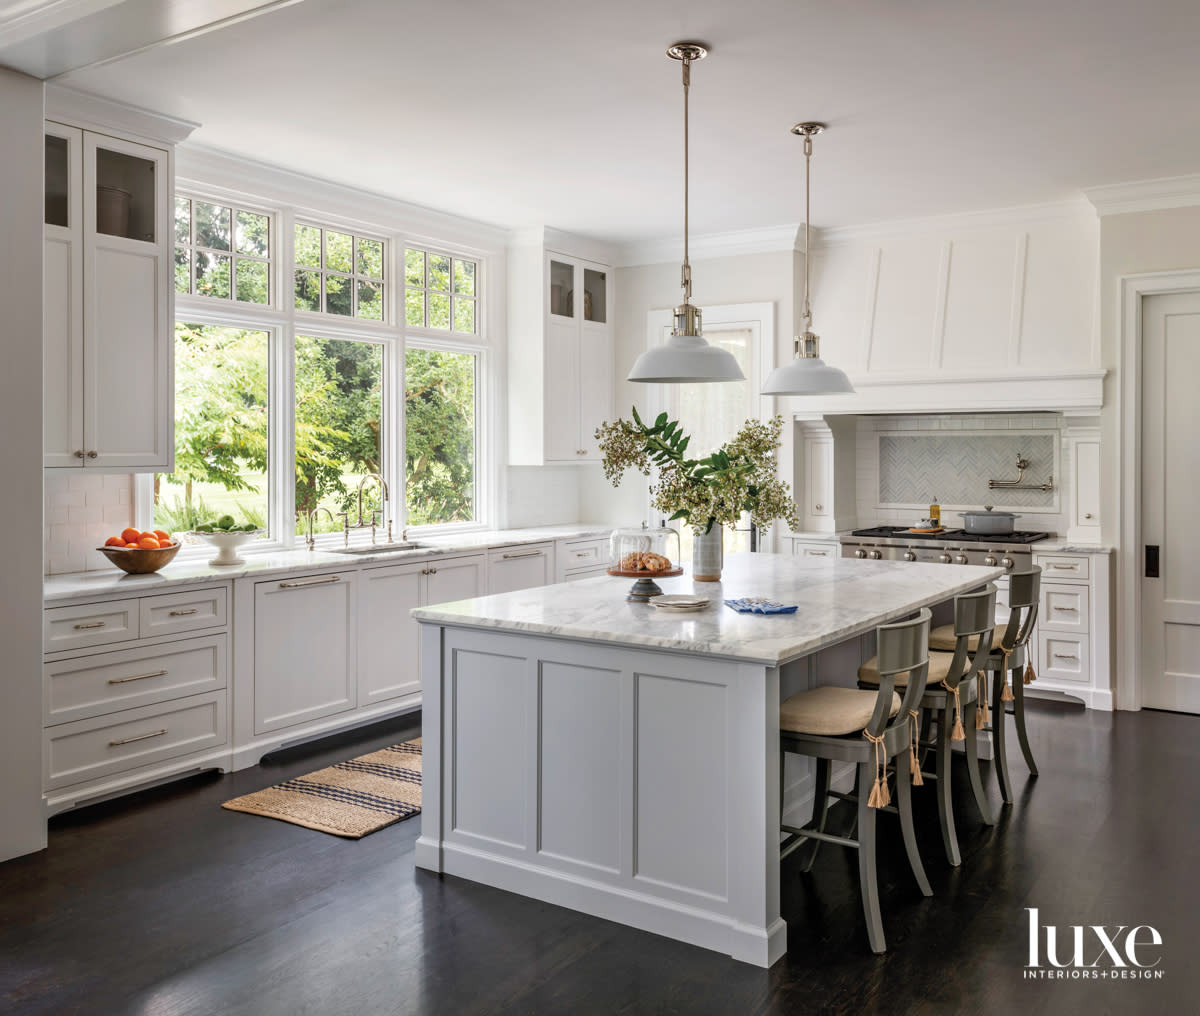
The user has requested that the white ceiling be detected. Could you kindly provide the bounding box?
[58,0,1200,242]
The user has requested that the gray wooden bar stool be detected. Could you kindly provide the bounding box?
[929,567,1042,804]
[779,608,933,954]
[858,585,997,867]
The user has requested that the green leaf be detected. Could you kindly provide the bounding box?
[655,411,668,429]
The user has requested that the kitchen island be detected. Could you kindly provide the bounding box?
[412,553,1003,967]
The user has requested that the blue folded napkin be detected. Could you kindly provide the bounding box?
[724,598,799,615]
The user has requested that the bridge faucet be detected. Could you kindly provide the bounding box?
[357,473,390,540]
[306,507,334,550]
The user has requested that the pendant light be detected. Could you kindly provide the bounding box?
[627,42,745,384]
[761,123,855,396]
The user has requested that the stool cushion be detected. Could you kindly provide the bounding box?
[858,650,955,688]
[928,624,985,652]
[780,686,901,737]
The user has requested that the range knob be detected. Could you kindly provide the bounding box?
[868,550,882,560]
[939,553,952,564]
[954,554,968,564]
[984,555,997,567]
[902,550,916,562]
[854,548,867,559]
[1001,556,1015,570]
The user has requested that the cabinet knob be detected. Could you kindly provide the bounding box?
[87,450,98,459]
[74,450,85,459]
[814,504,824,511]
[1084,513,1094,520]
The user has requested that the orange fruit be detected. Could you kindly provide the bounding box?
[137,537,161,549]
[105,536,125,547]
[121,527,140,544]
[153,529,171,542]
[140,531,156,543]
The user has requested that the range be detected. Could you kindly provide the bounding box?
[840,526,1049,570]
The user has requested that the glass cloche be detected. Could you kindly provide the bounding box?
[608,521,682,601]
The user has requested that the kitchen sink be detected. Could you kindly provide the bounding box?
[327,541,427,555]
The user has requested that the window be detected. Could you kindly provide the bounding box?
[405,347,477,525]
[405,247,476,334]
[175,198,271,304]
[143,187,489,545]
[294,223,385,321]
[294,335,385,534]
[153,322,271,532]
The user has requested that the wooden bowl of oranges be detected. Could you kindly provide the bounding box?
[97,528,181,574]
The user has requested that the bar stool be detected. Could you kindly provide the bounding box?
[928,567,1041,804]
[858,585,997,867]
[779,608,933,954]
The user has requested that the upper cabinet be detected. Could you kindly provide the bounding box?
[508,233,614,465]
[44,119,173,470]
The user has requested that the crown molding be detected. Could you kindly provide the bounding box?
[45,84,199,144]
[0,0,117,48]
[615,223,802,268]
[1084,173,1200,216]
[509,226,618,266]
[816,197,1096,248]
[177,143,510,254]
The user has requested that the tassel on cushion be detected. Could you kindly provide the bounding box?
[862,729,889,808]
[942,680,966,742]
[1024,661,1037,685]
[976,672,990,729]
[999,648,1015,702]
[908,710,924,787]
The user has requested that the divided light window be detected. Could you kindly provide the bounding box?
[405,248,476,334]
[294,223,385,321]
[175,198,271,304]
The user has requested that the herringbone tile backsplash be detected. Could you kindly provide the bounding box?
[879,433,1055,508]
[855,414,1067,532]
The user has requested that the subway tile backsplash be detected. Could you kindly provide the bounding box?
[44,472,136,575]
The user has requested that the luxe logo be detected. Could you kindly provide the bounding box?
[1025,908,1165,981]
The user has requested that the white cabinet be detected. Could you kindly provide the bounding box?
[790,539,837,561]
[556,536,610,581]
[44,120,173,470]
[508,238,614,465]
[1064,425,1102,543]
[359,553,485,707]
[1029,550,1112,710]
[488,543,555,593]
[252,572,356,734]
[41,580,232,815]
[794,417,856,533]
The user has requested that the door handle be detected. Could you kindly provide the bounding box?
[1145,545,1159,579]
[279,575,341,589]
[501,550,542,560]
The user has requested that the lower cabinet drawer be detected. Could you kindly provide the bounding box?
[559,538,607,571]
[140,587,228,639]
[792,542,836,559]
[44,634,228,727]
[1036,554,1090,580]
[1038,633,1090,685]
[1041,584,1090,634]
[44,599,139,654]
[45,691,228,791]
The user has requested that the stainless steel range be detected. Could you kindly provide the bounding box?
[839,526,1049,572]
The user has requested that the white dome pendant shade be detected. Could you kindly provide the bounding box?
[628,42,745,385]
[761,123,855,397]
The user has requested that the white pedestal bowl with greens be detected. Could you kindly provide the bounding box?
[190,515,264,566]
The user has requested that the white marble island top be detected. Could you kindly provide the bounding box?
[412,552,1004,667]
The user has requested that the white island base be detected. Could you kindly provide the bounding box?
[413,555,1002,966]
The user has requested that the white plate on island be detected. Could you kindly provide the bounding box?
[649,595,711,612]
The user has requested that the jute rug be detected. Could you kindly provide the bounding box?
[222,738,422,838]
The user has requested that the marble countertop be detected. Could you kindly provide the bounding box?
[1032,541,1113,554]
[412,553,1005,667]
[43,524,614,603]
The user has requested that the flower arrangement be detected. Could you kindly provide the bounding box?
[595,408,800,535]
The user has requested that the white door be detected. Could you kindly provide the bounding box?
[359,563,424,706]
[425,554,486,606]
[487,546,553,594]
[1141,291,1200,712]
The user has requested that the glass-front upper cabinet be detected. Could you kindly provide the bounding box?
[44,123,82,230]
[549,258,574,318]
[92,140,159,243]
[583,267,607,324]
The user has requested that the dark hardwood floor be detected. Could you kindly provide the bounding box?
[0,701,1192,1015]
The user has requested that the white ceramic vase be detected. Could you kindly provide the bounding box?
[692,523,723,582]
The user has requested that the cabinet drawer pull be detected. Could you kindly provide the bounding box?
[1052,606,1078,612]
[86,450,98,459]
[278,576,341,589]
[501,550,542,560]
[168,608,199,617]
[808,550,829,557]
[109,728,167,747]
[1050,563,1078,570]
[73,621,106,630]
[1053,653,1079,661]
[108,669,168,685]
